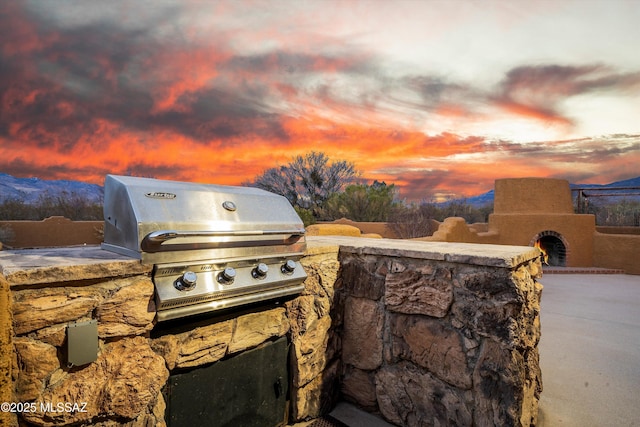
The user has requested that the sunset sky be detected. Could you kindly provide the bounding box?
[1,0,639,201]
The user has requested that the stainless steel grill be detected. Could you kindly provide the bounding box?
[101,175,307,321]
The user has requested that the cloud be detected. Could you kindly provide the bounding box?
[492,64,640,126]
[1,2,639,202]
[366,134,640,200]
[2,2,633,148]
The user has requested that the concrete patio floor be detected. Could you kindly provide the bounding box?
[537,273,640,426]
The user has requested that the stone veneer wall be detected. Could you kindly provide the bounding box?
[0,273,12,427]
[320,236,543,427]
[1,237,542,426]
[0,245,340,426]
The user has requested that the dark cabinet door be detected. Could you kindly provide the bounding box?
[165,337,289,427]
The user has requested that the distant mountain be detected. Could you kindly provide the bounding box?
[0,173,103,204]
[571,176,640,189]
[459,189,495,207]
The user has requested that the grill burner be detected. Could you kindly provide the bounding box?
[101,175,307,321]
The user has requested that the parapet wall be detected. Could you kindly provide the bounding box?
[593,232,640,275]
[0,217,102,248]
[315,218,400,238]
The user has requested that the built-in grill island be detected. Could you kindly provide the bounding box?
[101,174,307,322]
[2,213,543,426]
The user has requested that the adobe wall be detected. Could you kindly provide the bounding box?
[317,218,400,238]
[596,226,640,235]
[420,213,597,268]
[425,179,599,268]
[494,178,574,214]
[306,223,364,237]
[417,217,500,244]
[593,232,640,275]
[0,217,103,248]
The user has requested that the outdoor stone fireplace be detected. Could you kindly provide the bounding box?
[0,236,542,427]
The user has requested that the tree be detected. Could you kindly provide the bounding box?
[387,203,438,238]
[247,151,359,216]
[320,181,399,221]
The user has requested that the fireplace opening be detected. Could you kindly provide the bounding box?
[532,231,567,267]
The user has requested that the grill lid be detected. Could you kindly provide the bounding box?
[101,175,306,264]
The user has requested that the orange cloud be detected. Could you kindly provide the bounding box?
[147,48,230,114]
[494,99,573,126]
[2,110,639,201]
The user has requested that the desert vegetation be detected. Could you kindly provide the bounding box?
[245,151,494,231]
[387,201,494,238]
[0,193,103,221]
[577,199,640,226]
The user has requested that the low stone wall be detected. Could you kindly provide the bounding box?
[0,245,340,426]
[1,237,542,426]
[4,250,159,426]
[317,236,543,427]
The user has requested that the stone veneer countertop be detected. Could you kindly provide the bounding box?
[307,236,541,268]
[0,245,151,287]
[0,241,341,288]
[0,237,539,287]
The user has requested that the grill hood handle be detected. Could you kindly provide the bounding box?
[143,229,306,245]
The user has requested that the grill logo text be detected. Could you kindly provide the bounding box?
[145,192,177,199]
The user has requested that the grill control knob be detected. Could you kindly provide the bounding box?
[252,263,269,279]
[218,267,236,284]
[175,271,197,291]
[281,260,297,274]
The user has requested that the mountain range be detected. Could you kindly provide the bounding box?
[1,172,639,206]
[0,173,104,204]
